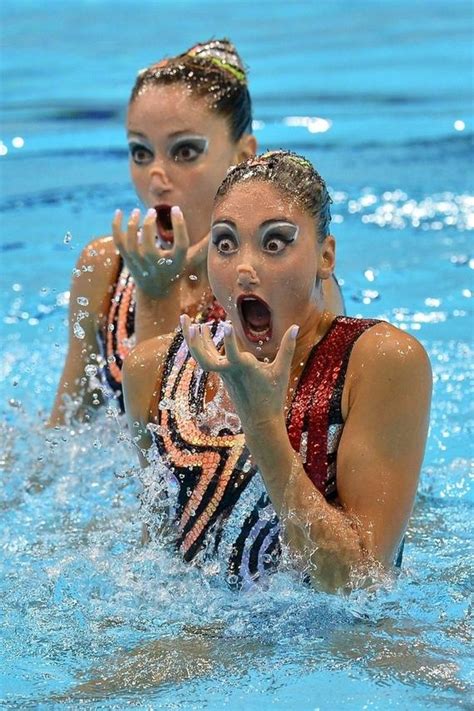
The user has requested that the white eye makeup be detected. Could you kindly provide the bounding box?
[128,140,154,165]
[168,135,209,163]
[211,222,239,254]
[260,221,299,254]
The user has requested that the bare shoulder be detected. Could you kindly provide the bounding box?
[124,332,176,381]
[343,319,432,415]
[350,320,431,378]
[69,236,120,315]
[122,332,177,422]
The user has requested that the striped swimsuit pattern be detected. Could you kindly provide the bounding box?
[150,316,383,587]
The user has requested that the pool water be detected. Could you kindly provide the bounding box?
[1,0,473,708]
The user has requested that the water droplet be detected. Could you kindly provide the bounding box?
[63,231,72,244]
[165,258,173,265]
[158,258,166,265]
[84,364,98,377]
[76,296,89,306]
[73,322,85,339]
[189,274,198,281]
[108,323,115,332]
[107,355,116,364]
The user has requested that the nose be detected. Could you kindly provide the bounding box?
[237,263,260,289]
[149,158,172,195]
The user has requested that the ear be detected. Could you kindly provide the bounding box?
[232,133,257,164]
[318,235,336,280]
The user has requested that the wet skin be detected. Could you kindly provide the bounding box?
[127,84,250,246]
[208,181,335,362]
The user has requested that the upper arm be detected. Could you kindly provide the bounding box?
[122,333,174,465]
[49,237,120,424]
[66,236,120,344]
[336,324,432,564]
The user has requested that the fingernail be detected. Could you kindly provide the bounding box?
[131,208,140,218]
[179,314,186,327]
[290,325,299,339]
[171,205,182,218]
[224,322,232,337]
[146,207,156,218]
[114,209,121,217]
[189,325,197,338]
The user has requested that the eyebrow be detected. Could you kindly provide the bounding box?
[211,219,237,228]
[212,217,294,228]
[127,129,207,140]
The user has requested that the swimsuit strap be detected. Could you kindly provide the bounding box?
[288,316,380,496]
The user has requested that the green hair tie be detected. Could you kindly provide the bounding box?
[204,56,246,83]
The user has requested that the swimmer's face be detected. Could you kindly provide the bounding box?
[209,181,335,359]
[127,85,255,245]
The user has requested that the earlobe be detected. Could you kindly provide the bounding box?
[318,235,336,280]
[234,134,257,163]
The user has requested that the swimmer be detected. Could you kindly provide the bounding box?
[123,151,432,593]
[49,40,345,425]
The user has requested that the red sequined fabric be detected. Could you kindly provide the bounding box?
[152,316,379,579]
[287,316,379,497]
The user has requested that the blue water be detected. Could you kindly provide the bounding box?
[1,0,473,708]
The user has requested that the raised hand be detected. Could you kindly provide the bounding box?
[180,314,299,431]
[112,206,209,299]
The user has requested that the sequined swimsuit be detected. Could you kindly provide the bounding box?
[149,316,384,589]
[98,261,136,411]
[98,259,225,412]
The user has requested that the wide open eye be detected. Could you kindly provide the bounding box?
[128,142,153,165]
[169,137,208,163]
[261,222,299,254]
[211,224,239,254]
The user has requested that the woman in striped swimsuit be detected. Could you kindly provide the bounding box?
[124,151,432,593]
[49,40,345,425]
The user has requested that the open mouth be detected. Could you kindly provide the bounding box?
[237,295,272,343]
[155,205,174,244]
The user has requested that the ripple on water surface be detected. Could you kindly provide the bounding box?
[0,332,471,708]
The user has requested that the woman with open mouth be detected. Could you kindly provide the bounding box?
[49,39,346,426]
[123,151,432,592]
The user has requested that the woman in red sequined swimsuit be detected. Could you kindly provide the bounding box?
[124,151,432,593]
[49,41,345,424]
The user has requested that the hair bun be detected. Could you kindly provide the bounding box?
[184,38,247,82]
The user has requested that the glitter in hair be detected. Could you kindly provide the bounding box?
[130,39,252,142]
[216,150,332,241]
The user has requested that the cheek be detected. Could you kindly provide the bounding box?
[130,165,148,197]
[208,257,234,304]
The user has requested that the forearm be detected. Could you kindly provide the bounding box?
[245,420,366,591]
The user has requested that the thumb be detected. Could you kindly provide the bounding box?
[186,231,210,269]
[274,324,299,379]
